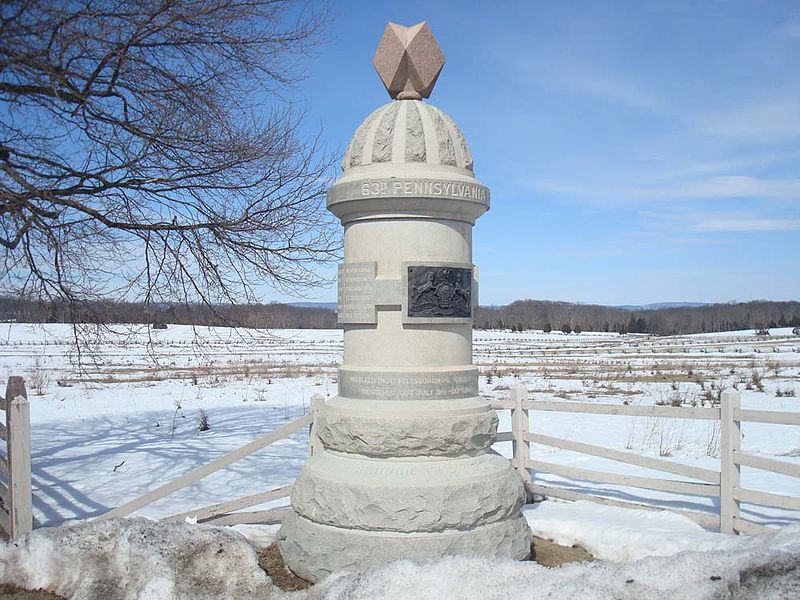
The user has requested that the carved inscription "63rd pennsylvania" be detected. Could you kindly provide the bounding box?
[361,179,488,201]
[326,178,490,207]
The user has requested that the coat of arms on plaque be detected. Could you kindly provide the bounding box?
[407,266,472,318]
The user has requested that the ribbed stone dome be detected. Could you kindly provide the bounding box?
[342,100,474,173]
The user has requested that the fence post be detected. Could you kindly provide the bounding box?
[6,376,32,539]
[308,394,325,457]
[511,384,531,485]
[720,388,741,535]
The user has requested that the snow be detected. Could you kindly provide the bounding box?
[2,517,799,599]
[1,324,333,524]
[522,500,740,561]
[231,523,283,549]
[1,323,799,528]
[0,518,280,600]
[311,526,800,599]
[1,323,800,596]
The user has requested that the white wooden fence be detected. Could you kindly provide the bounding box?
[5,377,793,537]
[0,376,33,539]
[493,384,800,535]
[99,395,325,526]
[99,388,798,536]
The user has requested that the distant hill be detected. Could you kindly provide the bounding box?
[290,300,716,312]
[291,301,714,313]
[2,296,798,336]
[0,297,337,329]
[474,299,800,335]
[289,301,337,310]
[614,302,709,311]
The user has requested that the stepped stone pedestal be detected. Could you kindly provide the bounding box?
[278,21,531,582]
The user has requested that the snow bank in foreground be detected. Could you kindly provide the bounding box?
[2,518,800,599]
[311,526,800,600]
[523,500,742,561]
[0,518,281,600]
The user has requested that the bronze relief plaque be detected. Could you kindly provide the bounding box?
[407,266,472,318]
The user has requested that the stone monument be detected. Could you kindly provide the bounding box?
[278,21,531,582]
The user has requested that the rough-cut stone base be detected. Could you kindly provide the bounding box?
[318,397,497,456]
[278,511,531,583]
[291,449,524,532]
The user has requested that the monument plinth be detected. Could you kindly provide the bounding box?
[278,22,531,582]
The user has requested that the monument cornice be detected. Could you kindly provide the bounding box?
[327,175,490,223]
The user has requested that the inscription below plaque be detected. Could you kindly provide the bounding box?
[407,266,472,318]
[339,369,479,400]
[338,263,377,324]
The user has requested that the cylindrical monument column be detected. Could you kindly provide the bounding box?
[279,22,531,582]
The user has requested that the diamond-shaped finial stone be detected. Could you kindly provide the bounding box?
[373,22,445,100]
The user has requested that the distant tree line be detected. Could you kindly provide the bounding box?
[2,296,799,335]
[0,297,336,329]
[474,300,800,336]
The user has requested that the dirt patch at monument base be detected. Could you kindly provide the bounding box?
[260,536,595,592]
[0,585,64,600]
[259,543,311,591]
[531,536,594,567]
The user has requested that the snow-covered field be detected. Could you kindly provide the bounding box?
[482,328,800,528]
[1,323,799,535]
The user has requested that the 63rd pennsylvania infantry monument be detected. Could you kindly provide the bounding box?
[278,22,531,581]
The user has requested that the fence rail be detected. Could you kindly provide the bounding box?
[527,458,720,496]
[492,399,720,421]
[525,482,727,532]
[496,385,800,535]
[101,411,314,522]
[734,452,800,479]
[524,431,720,483]
[0,376,32,540]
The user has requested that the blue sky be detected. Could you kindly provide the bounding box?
[276,0,800,306]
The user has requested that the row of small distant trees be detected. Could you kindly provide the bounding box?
[509,322,583,334]
[476,300,800,336]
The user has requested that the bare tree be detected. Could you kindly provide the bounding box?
[0,0,338,317]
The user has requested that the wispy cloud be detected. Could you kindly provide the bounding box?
[779,16,800,38]
[529,175,800,203]
[630,175,800,200]
[546,65,668,114]
[651,153,800,181]
[700,97,800,142]
[511,52,670,115]
[645,210,800,233]
[692,217,800,233]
